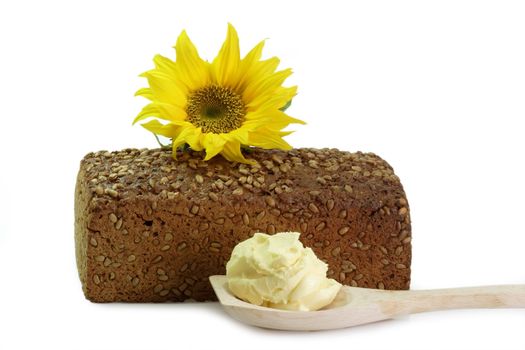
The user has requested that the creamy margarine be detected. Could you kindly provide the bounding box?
[226,232,342,311]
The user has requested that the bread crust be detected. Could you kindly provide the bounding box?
[75,148,411,302]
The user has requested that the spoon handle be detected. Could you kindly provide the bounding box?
[380,285,525,316]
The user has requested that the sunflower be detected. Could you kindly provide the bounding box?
[133,24,305,164]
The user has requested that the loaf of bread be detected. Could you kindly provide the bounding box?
[75,147,411,302]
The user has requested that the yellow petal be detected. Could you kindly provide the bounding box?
[172,125,203,151]
[245,85,297,113]
[212,23,241,87]
[134,87,154,101]
[133,104,159,124]
[140,71,187,108]
[141,119,180,138]
[231,40,264,92]
[243,109,305,130]
[155,103,187,121]
[174,30,210,90]
[237,56,280,98]
[225,128,250,144]
[171,133,191,160]
[220,139,255,164]
[244,68,293,107]
[151,54,191,95]
[133,102,189,125]
[152,54,178,78]
[202,133,227,160]
[248,127,293,150]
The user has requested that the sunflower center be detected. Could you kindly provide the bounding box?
[186,85,245,134]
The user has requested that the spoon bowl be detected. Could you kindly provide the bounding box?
[209,275,525,331]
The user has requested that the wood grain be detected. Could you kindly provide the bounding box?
[209,275,525,331]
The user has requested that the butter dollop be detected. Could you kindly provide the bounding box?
[226,232,342,311]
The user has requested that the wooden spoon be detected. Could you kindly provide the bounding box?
[209,275,525,331]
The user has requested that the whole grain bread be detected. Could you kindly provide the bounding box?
[75,147,411,302]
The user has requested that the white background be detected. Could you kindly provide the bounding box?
[0,0,524,349]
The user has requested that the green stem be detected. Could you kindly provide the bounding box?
[153,133,172,150]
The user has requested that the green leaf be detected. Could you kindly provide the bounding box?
[280,100,292,112]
